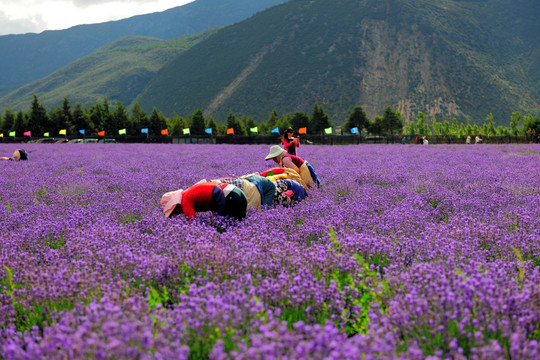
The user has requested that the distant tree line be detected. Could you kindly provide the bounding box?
[1,95,539,140]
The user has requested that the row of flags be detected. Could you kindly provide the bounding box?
[0,126,354,138]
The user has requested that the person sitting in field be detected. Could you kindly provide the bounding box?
[0,149,29,161]
[282,127,300,156]
[264,145,320,188]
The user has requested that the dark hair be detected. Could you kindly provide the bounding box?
[17,149,28,161]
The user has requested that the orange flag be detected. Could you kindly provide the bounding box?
[97,131,105,136]
[226,128,234,135]
[161,129,169,135]
[298,127,307,134]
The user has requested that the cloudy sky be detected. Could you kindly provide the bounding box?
[0,0,195,36]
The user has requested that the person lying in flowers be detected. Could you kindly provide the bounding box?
[272,178,309,206]
[160,180,247,221]
[264,145,320,188]
[0,149,29,161]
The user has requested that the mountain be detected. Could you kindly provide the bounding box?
[134,0,539,124]
[1,0,538,125]
[0,30,218,110]
[0,0,289,97]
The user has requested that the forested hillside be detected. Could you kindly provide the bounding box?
[0,0,288,96]
[136,0,539,124]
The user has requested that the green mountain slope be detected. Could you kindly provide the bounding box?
[0,30,218,111]
[0,0,288,96]
[135,0,539,124]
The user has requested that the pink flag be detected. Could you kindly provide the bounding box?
[24,131,31,137]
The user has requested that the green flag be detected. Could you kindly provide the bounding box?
[118,128,126,135]
[43,132,50,137]
[324,127,332,134]
[250,126,258,133]
[9,131,16,137]
[183,128,190,135]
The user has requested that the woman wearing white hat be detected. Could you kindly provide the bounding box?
[264,145,320,188]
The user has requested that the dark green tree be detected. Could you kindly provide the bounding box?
[309,103,331,135]
[190,109,206,136]
[368,116,384,135]
[290,111,309,132]
[343,106,369,134]
[381,107,404,135]
[206,117,218,135]
[267,110,279,130]
[113,101,129,134]
[27,95,48,135]
[12,110,26,135]
[2,108,15,133]
[149,107,168,135]
[131,102,149,134]
[73,103,93,135]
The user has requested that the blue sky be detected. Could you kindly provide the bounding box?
[0,0,194,35]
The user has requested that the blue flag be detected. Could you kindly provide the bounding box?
[350,127,358,134]
[79,129,85,135]
[141,128,148,134]
[271,127,279,134]
[205,128,212,134]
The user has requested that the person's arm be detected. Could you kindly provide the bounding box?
[0,157,10,161]
[282,156,299,172]
[295,137,300,147]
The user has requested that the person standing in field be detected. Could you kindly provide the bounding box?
[282,127,300,156]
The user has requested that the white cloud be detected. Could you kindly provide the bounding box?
[0,0,194,35]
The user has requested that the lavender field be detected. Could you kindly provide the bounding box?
[1,143,539,359]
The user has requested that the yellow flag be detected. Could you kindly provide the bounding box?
[59,129,67,135]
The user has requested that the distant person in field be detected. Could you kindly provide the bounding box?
[282,127,300,156]
[466,136,471,144]
[475,135,482,144]
[0,149,29,161]
[264,145,320,188]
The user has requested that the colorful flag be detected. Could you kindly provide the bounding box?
[44,132,50,137]
[271,127,279,134]
[59,129,67,135]
[141,128,148,134]
[226,128,234,135]
[0,133,3,138]
[250,126,258,133]
[298,127,307,134]
[161,129,169,135]
[350,127,358,134]
[98,131,105,136]
[205,128,212,134]
[324,127,332,135]
[9,131,16,137]
[24,131,31,137]
[79,129,85,135]
[118,128,126,135]
[183,128,190,135]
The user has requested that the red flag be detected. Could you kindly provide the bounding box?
[298,127,307,134]
[161,129,169,135]
[226,128,234,135]
[24,131,31,137]
[98,131,105,136]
